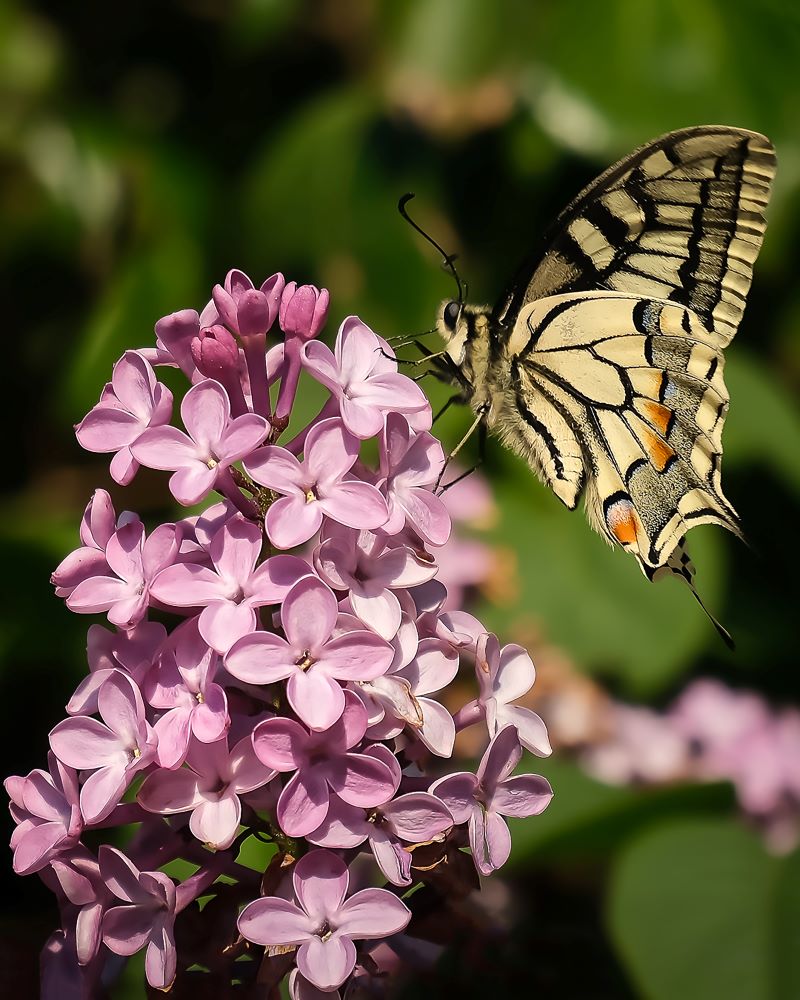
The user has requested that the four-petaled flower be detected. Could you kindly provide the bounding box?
[315,527,438,639]
[301,317,428,438]
[379,413,451,546]
[100,846,178,991]
[252,692,396,837]
[76,351,174,485]
[64,519,180,630]
[469,632,552,757]
[150,514,311,653]
[138,734,274,849]
[308,743,452,885]
[131,379,269,505]
[145,618,229,768]
[49,672,158,824]
[245,418,389,549]
[5,753,82,875]
[431,726,553,875]
[226,576,393,731]
[237,849,410,990]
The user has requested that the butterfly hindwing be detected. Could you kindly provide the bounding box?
[494,126,775,346]
[506,291,740,572]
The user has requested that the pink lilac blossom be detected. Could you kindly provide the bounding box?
[75,351,173,486]
[245,418,389,549]
[226,576,394,730]
[7,270,553,997]
[237,849,410,990]
[431,726,553,875]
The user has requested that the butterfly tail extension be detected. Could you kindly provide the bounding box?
[644,541,735,650]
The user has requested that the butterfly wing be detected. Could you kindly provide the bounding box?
[493,126,776,346]
[508,290,738,574]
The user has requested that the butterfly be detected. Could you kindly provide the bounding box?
[407,126,776,645]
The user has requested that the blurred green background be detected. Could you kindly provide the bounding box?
[2,0,800,996]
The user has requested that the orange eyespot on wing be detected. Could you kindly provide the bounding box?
[605,496,640,546]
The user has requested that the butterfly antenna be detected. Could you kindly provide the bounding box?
[398,193,465,306]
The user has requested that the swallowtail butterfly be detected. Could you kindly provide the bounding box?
[420,126,776,645]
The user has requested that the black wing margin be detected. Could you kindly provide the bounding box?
[493,126,776,346]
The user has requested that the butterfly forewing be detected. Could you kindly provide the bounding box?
[494,127,776,346]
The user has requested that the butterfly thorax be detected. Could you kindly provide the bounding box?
[435,302,507,412]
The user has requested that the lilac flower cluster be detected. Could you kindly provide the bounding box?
[563,677,800,854]
[6,270,553,996]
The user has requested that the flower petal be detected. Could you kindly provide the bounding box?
[282,577,338,653]
[238,896,313,946]
[293,849,349,922]
[336,887,411,938]
[277,771,330,837]
[297,935,355,992]
[491,774,553,818]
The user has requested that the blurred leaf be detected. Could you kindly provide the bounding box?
[608,818,800,1000]
[724,351,800,495]
[534,0,800,149]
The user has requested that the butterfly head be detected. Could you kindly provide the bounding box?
[435,298,471,367]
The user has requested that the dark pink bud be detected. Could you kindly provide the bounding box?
[191,325,240,379]
[212,270,284,343]
[279,282,329,341]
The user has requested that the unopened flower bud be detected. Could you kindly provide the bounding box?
[191,325,240,379]
[212,270,285,342]
[279,282,329,341]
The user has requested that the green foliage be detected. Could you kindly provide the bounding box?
[609,819,800,1000]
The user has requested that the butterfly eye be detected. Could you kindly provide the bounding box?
[443,301,461,331]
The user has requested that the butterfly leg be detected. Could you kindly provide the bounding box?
[435,403,489,494]
[432,393,463,425]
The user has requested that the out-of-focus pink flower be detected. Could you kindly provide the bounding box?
[150,514,311,653]
[308,744,452,884]
[431,726,552,875]
[65,519,180,630]
[315,528,438,639]
[99,846,178,991]
[302,317,428,439]
[226,576,393,731]
[132,379,269,506]
[252,692,396,837]
[237,849,410,991]
[76,352,173,486]
[49,672,158,824]
[138,734,273,849]
[5,753,82,875]
[583,703,690,786]
[245,419,389,549]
